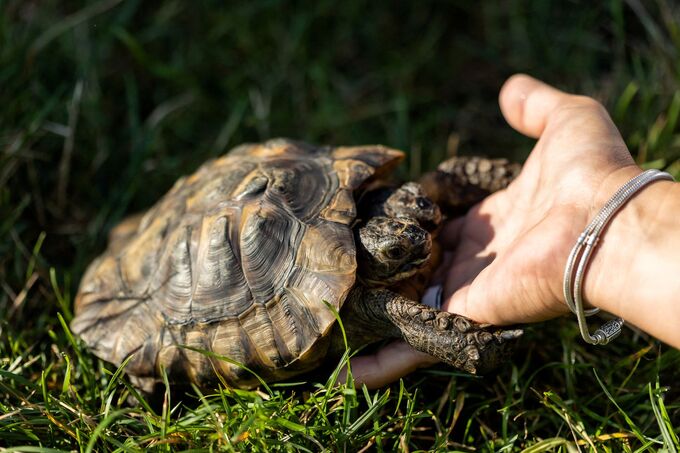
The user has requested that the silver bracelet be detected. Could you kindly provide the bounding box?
[563,169,675,345]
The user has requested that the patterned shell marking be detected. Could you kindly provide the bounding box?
[71,139,403,386]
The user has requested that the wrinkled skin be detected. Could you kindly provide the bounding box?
[356,216,432,286]
[358,182,442,232]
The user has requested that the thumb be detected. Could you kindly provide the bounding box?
[444,252,563,325]
[444,260,511,325]
[499,73,572,139]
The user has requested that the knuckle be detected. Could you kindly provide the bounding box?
[572,95,606,112]
[552,95,609,123]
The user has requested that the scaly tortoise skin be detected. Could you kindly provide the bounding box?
[71,139,522,391]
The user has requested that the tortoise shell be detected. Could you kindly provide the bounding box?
[71,139,403,387]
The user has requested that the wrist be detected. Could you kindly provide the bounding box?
[584,167,680,347]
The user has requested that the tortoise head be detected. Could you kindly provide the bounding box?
[383,182,442,232]
[356,216,432,286]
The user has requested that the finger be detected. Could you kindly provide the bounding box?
[439,201,497,251]
[499,74,573,138]
[444,262,512,325]
[339,341,438,389]
[443,251,495,296]
[445,254,568,325]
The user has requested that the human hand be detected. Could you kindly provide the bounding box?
[440,74,640,324]
[346,74,645,388]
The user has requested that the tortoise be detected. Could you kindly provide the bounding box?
[71,139,522,391]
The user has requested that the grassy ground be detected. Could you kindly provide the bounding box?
[1,0,680,451]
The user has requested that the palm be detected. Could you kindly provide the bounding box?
[442,100,635,324]
[345,74,640,388]
[443,186,581,323]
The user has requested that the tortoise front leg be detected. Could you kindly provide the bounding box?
[336,286,522,375]
[419,156,521,216]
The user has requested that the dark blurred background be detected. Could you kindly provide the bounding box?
[3,0,679,280]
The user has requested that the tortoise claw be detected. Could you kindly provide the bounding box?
[500,329,524,341]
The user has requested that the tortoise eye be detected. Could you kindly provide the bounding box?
[416,197,432,209]
[385,246,404,260]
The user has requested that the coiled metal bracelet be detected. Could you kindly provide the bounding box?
[563,169,675,345]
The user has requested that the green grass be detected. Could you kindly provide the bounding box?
[1,0,680,451]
